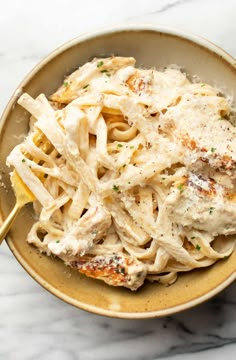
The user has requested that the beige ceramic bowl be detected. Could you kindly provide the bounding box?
[0,25,235,318]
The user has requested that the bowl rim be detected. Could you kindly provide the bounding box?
[0,23,236,318]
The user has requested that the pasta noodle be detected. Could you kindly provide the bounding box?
[7,56,236,290]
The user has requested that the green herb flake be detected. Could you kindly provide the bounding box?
[122,164,126,167]
[105,73,111,77]
[218,117,224,121]
[56,240,60,243]
[82,84,89,89]
[191,236,195,239]
[211,147,216,153]
[128,181,131,184]
[112,185,119,192]
[63,81,69,87]
[130,145,135,149]
[209,207,214,215]
[21,158,26,163]
[117,144,123,148]
[97,61,104,68]
[100,69,108,73]
[177,183,185,193]
[196,244,201,250]
[201,83,206,87]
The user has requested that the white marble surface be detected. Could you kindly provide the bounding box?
[0,0,236,359]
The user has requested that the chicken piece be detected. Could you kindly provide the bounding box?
[69,253,147,290]
[126,67,189,113]
[126,69,152,95]
[166,172,236,236]
[126,67,189,94]
[50,56,136,104]
[48,205,111,256]
[178,131,236,175]
[163,92,236,176]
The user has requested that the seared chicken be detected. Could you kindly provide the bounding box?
[69,252,147,290]
[167,172,236,236]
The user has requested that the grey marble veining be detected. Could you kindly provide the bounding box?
[0,0,235,359]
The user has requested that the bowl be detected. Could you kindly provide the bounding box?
[0,24,235,318]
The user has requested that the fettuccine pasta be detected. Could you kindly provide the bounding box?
[7,56,236,290]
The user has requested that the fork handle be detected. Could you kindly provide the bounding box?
[0,203,21,245]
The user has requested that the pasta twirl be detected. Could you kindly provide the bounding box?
[7,56,236,290]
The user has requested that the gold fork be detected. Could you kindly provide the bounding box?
[0,171,35,244]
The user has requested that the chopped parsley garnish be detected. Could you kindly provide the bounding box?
[56,240,60,243]
[218,117,224,121]
[177,183,184,193]
[112,185,119,192]
[209,207,214,214]
[191,236,195,239]
[21,158,26,163]
[196,244,201,250]
[97,61,104,68]
[201,83,206,87]
[211,147,216,153]
[105,73,111,77]
[117,144,123,148]
[63,81,69,87]
[128,181,131,184]
[82,84,89,89]
[100,69,108,73]
[130,145,134,149]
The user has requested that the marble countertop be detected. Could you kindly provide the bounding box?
[0,0,235,359]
